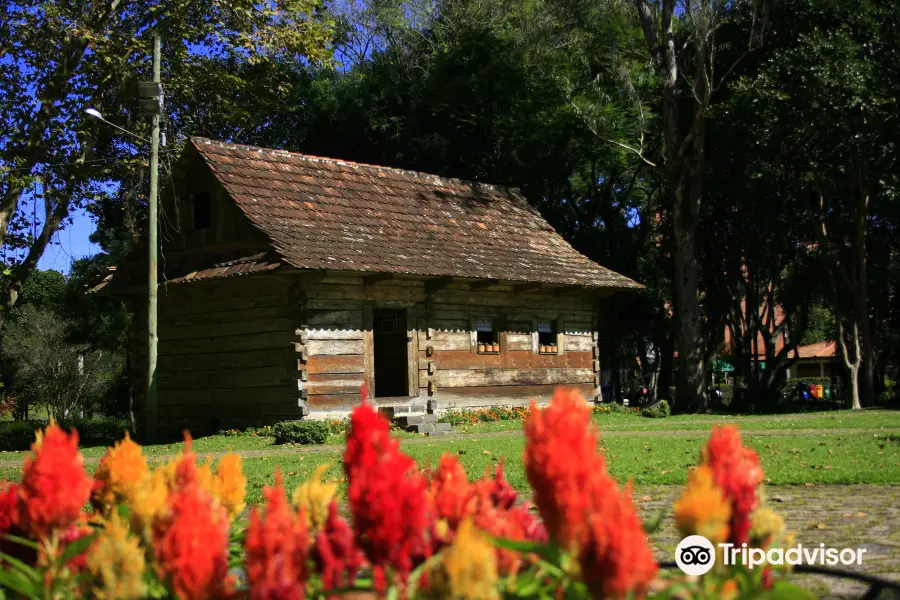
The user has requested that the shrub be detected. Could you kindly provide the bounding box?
[72,417,131,445]
[0,421,42,451]
[0,417,130,451]
[272,420,329,445]
[641,400,671,418]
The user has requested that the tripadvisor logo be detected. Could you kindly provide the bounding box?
[675,535,868,575]
[675,535,716,576]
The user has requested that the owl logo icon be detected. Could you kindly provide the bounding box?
[675,535,716,576]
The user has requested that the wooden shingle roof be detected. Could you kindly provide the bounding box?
[192,137,641,289]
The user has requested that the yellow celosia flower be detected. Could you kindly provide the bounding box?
[292,464,338,531]
[750,506,785,548]
[130,469,169,532]
[86,513,147,600]
[431,518,499,600]
[157,456,179,490]
[674,465,732,544]
[197,457,215,496]
[94,433,150,509]
[213,453,246,518]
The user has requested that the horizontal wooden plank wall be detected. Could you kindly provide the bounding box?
[414,281,600,406]
[155,275,298,429]
[146,273,606,424]
[296,288,367,412]
[293,274,604,410]
[429,383,596,407]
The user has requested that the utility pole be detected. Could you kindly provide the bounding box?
[143,36,161,441]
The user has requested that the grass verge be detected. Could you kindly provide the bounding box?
[237,430,900,504]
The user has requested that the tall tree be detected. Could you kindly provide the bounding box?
[734,0,899,408]
[0,0,332,327]
[630,0,768,410]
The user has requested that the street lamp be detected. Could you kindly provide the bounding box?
[83,35,162,441]
[83,108,150,144]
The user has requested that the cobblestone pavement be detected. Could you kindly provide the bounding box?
[635,484,900,599]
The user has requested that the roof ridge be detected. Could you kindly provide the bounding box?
[190,136,530,205]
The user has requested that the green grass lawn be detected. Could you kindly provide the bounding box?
[236,430,900,504]
[1,409,898,507]
[451,408,900,434]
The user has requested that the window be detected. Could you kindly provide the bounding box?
[537,319,559,354]
[192,192,212,230]
[475,318,498,353]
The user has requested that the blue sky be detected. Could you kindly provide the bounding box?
[36,209,98,273]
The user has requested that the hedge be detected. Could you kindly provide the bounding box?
[641,400,671,418]
[0,417,131,451]
[272,420,330,445]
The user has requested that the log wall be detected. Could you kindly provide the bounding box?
[144,272,606,429]
[150,275,300,432]
[295,275,603,413]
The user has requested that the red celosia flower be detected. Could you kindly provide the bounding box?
[0,481,34,566]
[344,398,430,591]
[489,463,517,510]
[314,500,365,592]
[153,442,231,600]
[245,472,310,600]
[523,388,615,550]
[58,519,93,573]
[0,481,18,534]
[702,426,764,545]
[512,504,547,544]
[470,493,528,577]
[18,424,93,539]
[579,484,658,599]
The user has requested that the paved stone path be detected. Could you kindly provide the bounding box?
[635,484,900,599]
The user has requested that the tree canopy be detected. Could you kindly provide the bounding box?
[2,0,898,414]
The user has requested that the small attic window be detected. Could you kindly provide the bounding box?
[192,192,212,230]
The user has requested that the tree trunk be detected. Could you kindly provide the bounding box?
[855,176,874,406]
[847,362,861,410]
[634,0,709,412]
[672,192,707,410]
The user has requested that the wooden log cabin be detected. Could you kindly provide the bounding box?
[100,137,641,433]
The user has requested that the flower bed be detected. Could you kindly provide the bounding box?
[0,387,814,599]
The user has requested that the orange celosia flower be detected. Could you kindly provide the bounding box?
[93,432,149,509]
[674,465,731,544]
[18,424,93,538]
[702,426,764,545]
[213,453,246,518]
[523,388,615,550]
[427,455,474,533]
[196,459,216,497]
[579,484,658,599]
[245,472,310,600]
[153,437,231,600]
